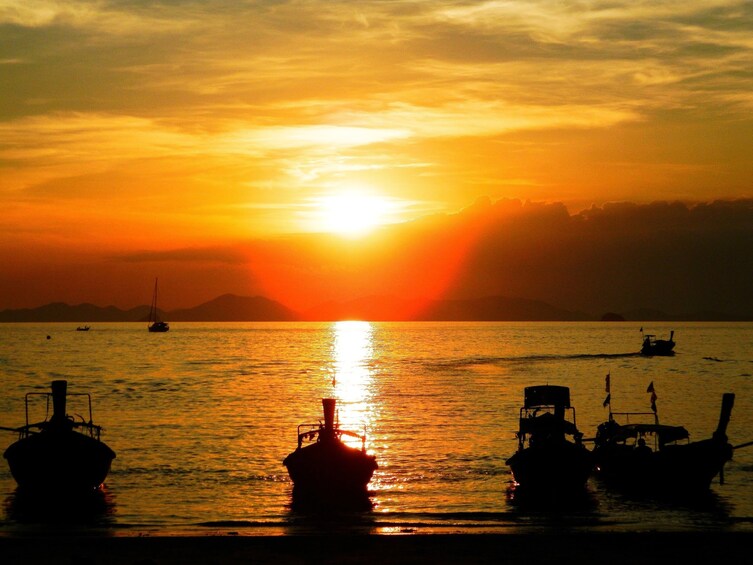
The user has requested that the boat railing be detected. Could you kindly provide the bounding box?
[23,391,102,439]
[12,419,103,441]
[609,410,659,425]
[519,404,577,426]
[296,422,368,451]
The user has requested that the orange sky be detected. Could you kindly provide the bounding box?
[2,2,753,313]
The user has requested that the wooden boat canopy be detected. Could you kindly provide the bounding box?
[524,385,570,408]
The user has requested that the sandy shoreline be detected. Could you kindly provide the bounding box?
[1,532,751,564]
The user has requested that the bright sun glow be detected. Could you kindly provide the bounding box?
[308,190,399,237]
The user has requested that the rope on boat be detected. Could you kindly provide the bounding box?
[733,440,753,450]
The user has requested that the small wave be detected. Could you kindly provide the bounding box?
[426,352,640,370]
[196,520,279,528]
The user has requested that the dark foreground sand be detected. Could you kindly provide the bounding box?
[1,532,752,565]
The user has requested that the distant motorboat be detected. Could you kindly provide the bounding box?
[2,380,116,493]
[506,385,593,497]
[147,277,169,333]
[593,391,734,495]
[641,329,675,356]
[283,398,378,507]
[76,325,90,331]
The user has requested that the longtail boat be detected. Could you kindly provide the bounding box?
[2,380,116,493]
[641,330,675,356]
[506,385,593,496]
[283,398,377,506]
[593,392,734,495]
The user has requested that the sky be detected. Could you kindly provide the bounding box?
[1,1,753,314]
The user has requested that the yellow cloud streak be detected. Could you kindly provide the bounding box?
[0,0,195,34]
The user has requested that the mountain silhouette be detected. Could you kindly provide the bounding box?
[0,302,150,323]
[0,294,748,323]
[168,294,298,321]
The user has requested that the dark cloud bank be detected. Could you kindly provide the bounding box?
[416,197,753,319]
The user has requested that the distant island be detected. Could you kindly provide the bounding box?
[0,294,750,323]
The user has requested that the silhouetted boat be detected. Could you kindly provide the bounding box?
[2,380,116,493]
[641,329,675,356]
[593,392,735,495]
[147,277,169,332]
[76,325,90,331]
[283,398,378,506]
[506,385,593,495]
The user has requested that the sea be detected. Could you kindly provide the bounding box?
[1,321,752,536]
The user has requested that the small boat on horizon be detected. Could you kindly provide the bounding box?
[283,398,378,508]
[641,329,675,356]
[505,385,593,498]
[1,380,116,493]
[147,277,169,333]
[76,325,90,331]
[593,387,734,496]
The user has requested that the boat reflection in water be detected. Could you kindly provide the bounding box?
[4,485,116,525]
[283,398,378,511]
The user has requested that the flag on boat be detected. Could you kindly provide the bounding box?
[603,394,611,407]
[646,381,654,393]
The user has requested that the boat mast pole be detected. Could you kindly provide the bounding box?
[322,398,337,440]
[50,380,67,424]
[151,278,159,322]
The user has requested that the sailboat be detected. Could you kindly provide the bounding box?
[147,278,170,333]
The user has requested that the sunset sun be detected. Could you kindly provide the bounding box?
[308,190,400,237]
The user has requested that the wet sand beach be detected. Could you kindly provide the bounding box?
[1,532,751,565]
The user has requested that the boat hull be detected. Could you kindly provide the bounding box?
[594,438,732,494]
[507,443,594,493]
[284,440,377,502]
[4,431,116,493]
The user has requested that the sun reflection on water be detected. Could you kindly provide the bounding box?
[330,321,377,447]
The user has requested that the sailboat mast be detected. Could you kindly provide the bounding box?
[150,278,159,323]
